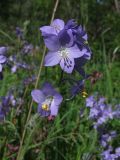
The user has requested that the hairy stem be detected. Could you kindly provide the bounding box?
[16,0,59,159]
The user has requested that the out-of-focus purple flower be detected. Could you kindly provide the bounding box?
[86,95,115,128]
[101,148,115,160]
[115,147,120,157]
[31,82,63,117]
[112,104,120,118]
[101,145,120,160]
[9,55,32,73]
[86,96,95,107]
[21,43,33,55]
[16,27,23,39]
[0,47,7,73]
[0,93,16,121]
[23,75,36,86]
[11,65,17,73]
[0,55,7,73]
[100,131,117,148]
[0,46,7,55]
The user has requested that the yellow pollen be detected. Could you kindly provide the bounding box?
[82,91,88,98]
[42,104,49,111]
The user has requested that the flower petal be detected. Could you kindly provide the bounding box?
[31,90,45,104]
[40,26,57,36]
[51,19,65,33]
[58,29,73,47]
[84,50,91,60]
[11,65,17,73]
[65,19,77,29]
[0,55,6,63]
[44,51,61,66]
[50,100,59,116]
[0,47,7,55]
[42,82,57,96]
[44,35,60,51]
[68,45,86,58]
[53,93,63,105]
[0,64,2,72]
[83,33,88,40]
[60,57,74,73]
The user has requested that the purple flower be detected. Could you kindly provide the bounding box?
[31,82,63,117]
[101,149,115,160]
[44,43,85,73]
[0,93,16,121]
[11,65,18,73]
[0,46,7,55]
[86,94,115,128]
[40,19,90,73]
[0,55,7,72]
[0,47,7,73]
[100,131,117,148]
[86,96,95,107]
[21,42,33,54]
[9,55,31,73]
[23,75,36,86]
[40,19,65,36]
[16,27,23,39]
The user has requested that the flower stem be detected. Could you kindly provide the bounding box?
[16,0,59,159]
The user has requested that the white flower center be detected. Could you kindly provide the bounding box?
[42,97,53,111]
[58,48,69,58]
[58,48,73,69]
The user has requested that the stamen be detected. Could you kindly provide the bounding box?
[82,91,88,98]
[42,104,49,111]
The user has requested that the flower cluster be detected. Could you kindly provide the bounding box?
[100,131,120,160]
[85,94,120,159]
[0,92,16,121]
[86,95,120,128]
[40,19,91,74]
[31,19,92,119]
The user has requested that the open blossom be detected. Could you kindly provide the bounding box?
[40,19,91,74]
[44,41,85,73]
[31,82,63,117]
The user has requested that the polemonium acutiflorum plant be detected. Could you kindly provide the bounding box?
[0,1,120,160]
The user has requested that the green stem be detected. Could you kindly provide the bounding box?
[16,0,60,159]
